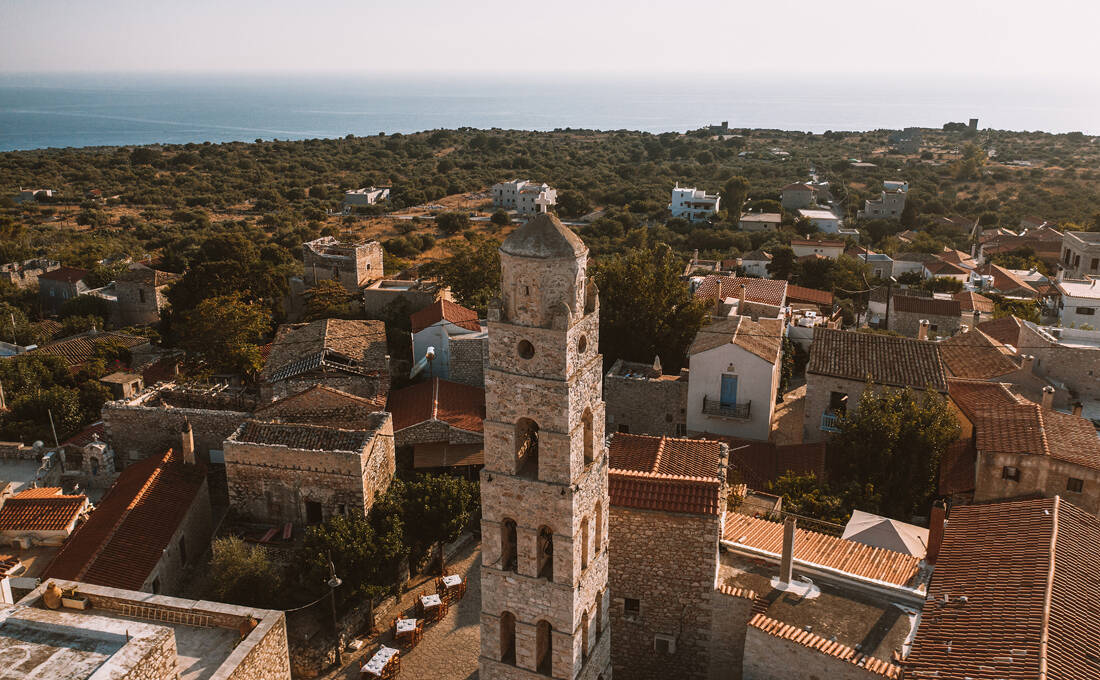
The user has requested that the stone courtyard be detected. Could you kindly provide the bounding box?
[324,540,482,680]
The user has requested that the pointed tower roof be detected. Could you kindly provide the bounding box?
[500,213,586,259]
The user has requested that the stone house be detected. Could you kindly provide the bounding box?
[343,186,390,208]
[42,445,212,597]
[13,580,290,679]
[223,414,395,526]
[943,379,1100,514]
[803,327,948,442]
[0,257,59,289]
[886,295,961,338]
[361,277,453,316]
[973,262,1039,297]
[780,183,816,211]
[0,487,89,548]
[940,327,1069,408]
[477,213,611,680]
[1058,230,1100,279]
[99,371,144,400]
[921,258,970,283]
[603,359,689,437]
[492,179,558,214]
[738,213,782,232]
[301,236,383,293]
[387,377,485,472]
[37,266,91,314]
[978,316,1100,402]
[858,181,908,219]
[260,318,390,403]
[606,434,733,679]
[410,299,488,385]
[252,384,385,428]
[686,316,784,442]
[112,264,177,326]
[693,275,787,319]
[904,497,1100,679]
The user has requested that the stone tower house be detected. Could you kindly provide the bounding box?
[479,214,612,679]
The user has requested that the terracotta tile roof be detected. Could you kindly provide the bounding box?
[42,449,206,591]
[263,318,388,382]
[253,385,385,429]
[891,295,961,317]
[807,328,947,391]
[938,248,977,268]
[947,378,1024,422]
[412,442,484,469]
[37,266,89,283]
[781,183,815,192]
[0,493,87,531]
[688,316,784,363]
[30,319,63,341]
[892,251,938,263]
[938,438,977,495]
[722,439,826,490]
[694,276,787,307]
[975,315,1024,347]
[952,291,994,314]
[386,378,485,434]
[608,434,725,515]
[977,262,1037,296]
[940,328,1020,379]
[410,299,482,334]
[33,331,150,368]
[923,259,969,277]
[11,487,64,498]
[723,513,922,587]
[740,249,772,261]
[233,420,376,452]
[786,285,834,306]
[60,421,106,449]
[905,497,1100,680]
[748,614,902,678]
[973,403,1100,470]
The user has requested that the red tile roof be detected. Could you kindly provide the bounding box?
[694,275,787,307]
[947,378,1024,423]
[0,492,87,531]
[42,449,206,591]
[37,266,89,283]
[410,299,482,334]
[976,262,1037,296]
[608,434,725,515]
[891,295,961,317]
[781,183,815,192]
[748,614,902,678]
[975,315,1024,347]
[11,487,64,498]
[786,285,834,306]
[386,378,485,434]
[723,512,922,586]
[254,384,385,428]
[904,497,1100,680]
[61,421,106,449]
[688,316,784,362]
[973,403,1100,470]
[938,438,977,495]
[922,259,969,277]
[807,328,947,391]
[33,331,150,368]
[234,420,376,452]
[940,328,1020,379]
[720,439,826,490]
[952,291,994,314]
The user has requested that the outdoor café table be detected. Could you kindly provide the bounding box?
[395,618,417,635]
[360,645,398,678]
[440,574,465,600]
[420,593,444,620]
[442,574,462,589]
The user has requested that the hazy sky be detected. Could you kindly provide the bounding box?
[2,0,1097,78]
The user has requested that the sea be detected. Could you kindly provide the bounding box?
[1,72,1098,152]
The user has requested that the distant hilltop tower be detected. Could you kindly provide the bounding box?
[969,118,979,131]
[479,213,612,679]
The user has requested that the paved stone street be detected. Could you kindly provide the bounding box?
[324,541,482,680]
[770,383,806,445]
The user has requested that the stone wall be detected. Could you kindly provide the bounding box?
[144,477,214,596]
[888,309,960,339]
[708,588,757,680]
[395,420,483,448]
[261,370,388,404]
[604,364,688,437]
[115,280,165,326]
[103,401,249,466]
[608,504,722,680]
[1019,323,1100,401]
[975,449,1100,514]
[742,624,889,680]
[450,334,489,387]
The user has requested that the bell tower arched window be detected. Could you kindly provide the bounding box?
[501,519,518,572]
[515,418,540,479]
[537,526,554,580]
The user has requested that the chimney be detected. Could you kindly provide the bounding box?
[926,503,947,565]
[1041,386,1055,410]
[180,419,195,465]
[739,283,747,313]
[652,355,663,374]
[1073,402,1084,417]
[1022,354,1035,375]
[918,319,930,341]
[972,309,981,329]
[779,517,796,584]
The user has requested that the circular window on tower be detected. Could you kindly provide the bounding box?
[518,340,535,360]
[577,335,588,354]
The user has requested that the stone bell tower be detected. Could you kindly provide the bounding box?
[479,213,612,680]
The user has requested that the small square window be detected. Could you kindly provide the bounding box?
[675,423,687,436]
[1067,478,1084,493]
[623,598,641,621]
[654,634,677,655]
[618,425,630,434]
[1002,466,1020,482]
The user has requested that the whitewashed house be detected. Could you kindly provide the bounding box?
[409,299,487,384]
[492,179,557,214]
[1056,277,1100,328]
[670,184,721,222]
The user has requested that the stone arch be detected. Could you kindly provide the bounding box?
[595,589,604,639]
[536,619,553,675]
[515,418,540,479]
[500,611,517,665]
[594,500,603,555]
[582,408,594,466]
[537,526,554,580]
[501,518,518,572]
[580,515,590,571]
[581,609,590,661]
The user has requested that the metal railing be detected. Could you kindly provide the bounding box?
[820,411,841,432]
[702,396,751,419]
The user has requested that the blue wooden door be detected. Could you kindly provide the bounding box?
[720,374,738,405]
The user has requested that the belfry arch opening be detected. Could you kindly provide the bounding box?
[501,518,518,572]
[516,418,540,478]
[582,408,594,466]
[500,611,516,664]
[537,526,554,580]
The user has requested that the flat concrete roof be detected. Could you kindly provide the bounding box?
[0,459,44,495]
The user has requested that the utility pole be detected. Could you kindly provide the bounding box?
[48,409,60,448]
[9,313,16,345]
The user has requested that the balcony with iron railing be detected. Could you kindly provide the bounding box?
[820,411,842,432]
[702,396,751,420]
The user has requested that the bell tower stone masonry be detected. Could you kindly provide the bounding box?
[479,213,612,679]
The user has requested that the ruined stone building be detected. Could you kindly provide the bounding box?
[301,236,383,293]
[603,358,689,437]
[112,263,177,325]
[260,318,390,402]
[479,213,612,680]
[0,257,59,289]
[606,434,732,679]
[223,414,395,526]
